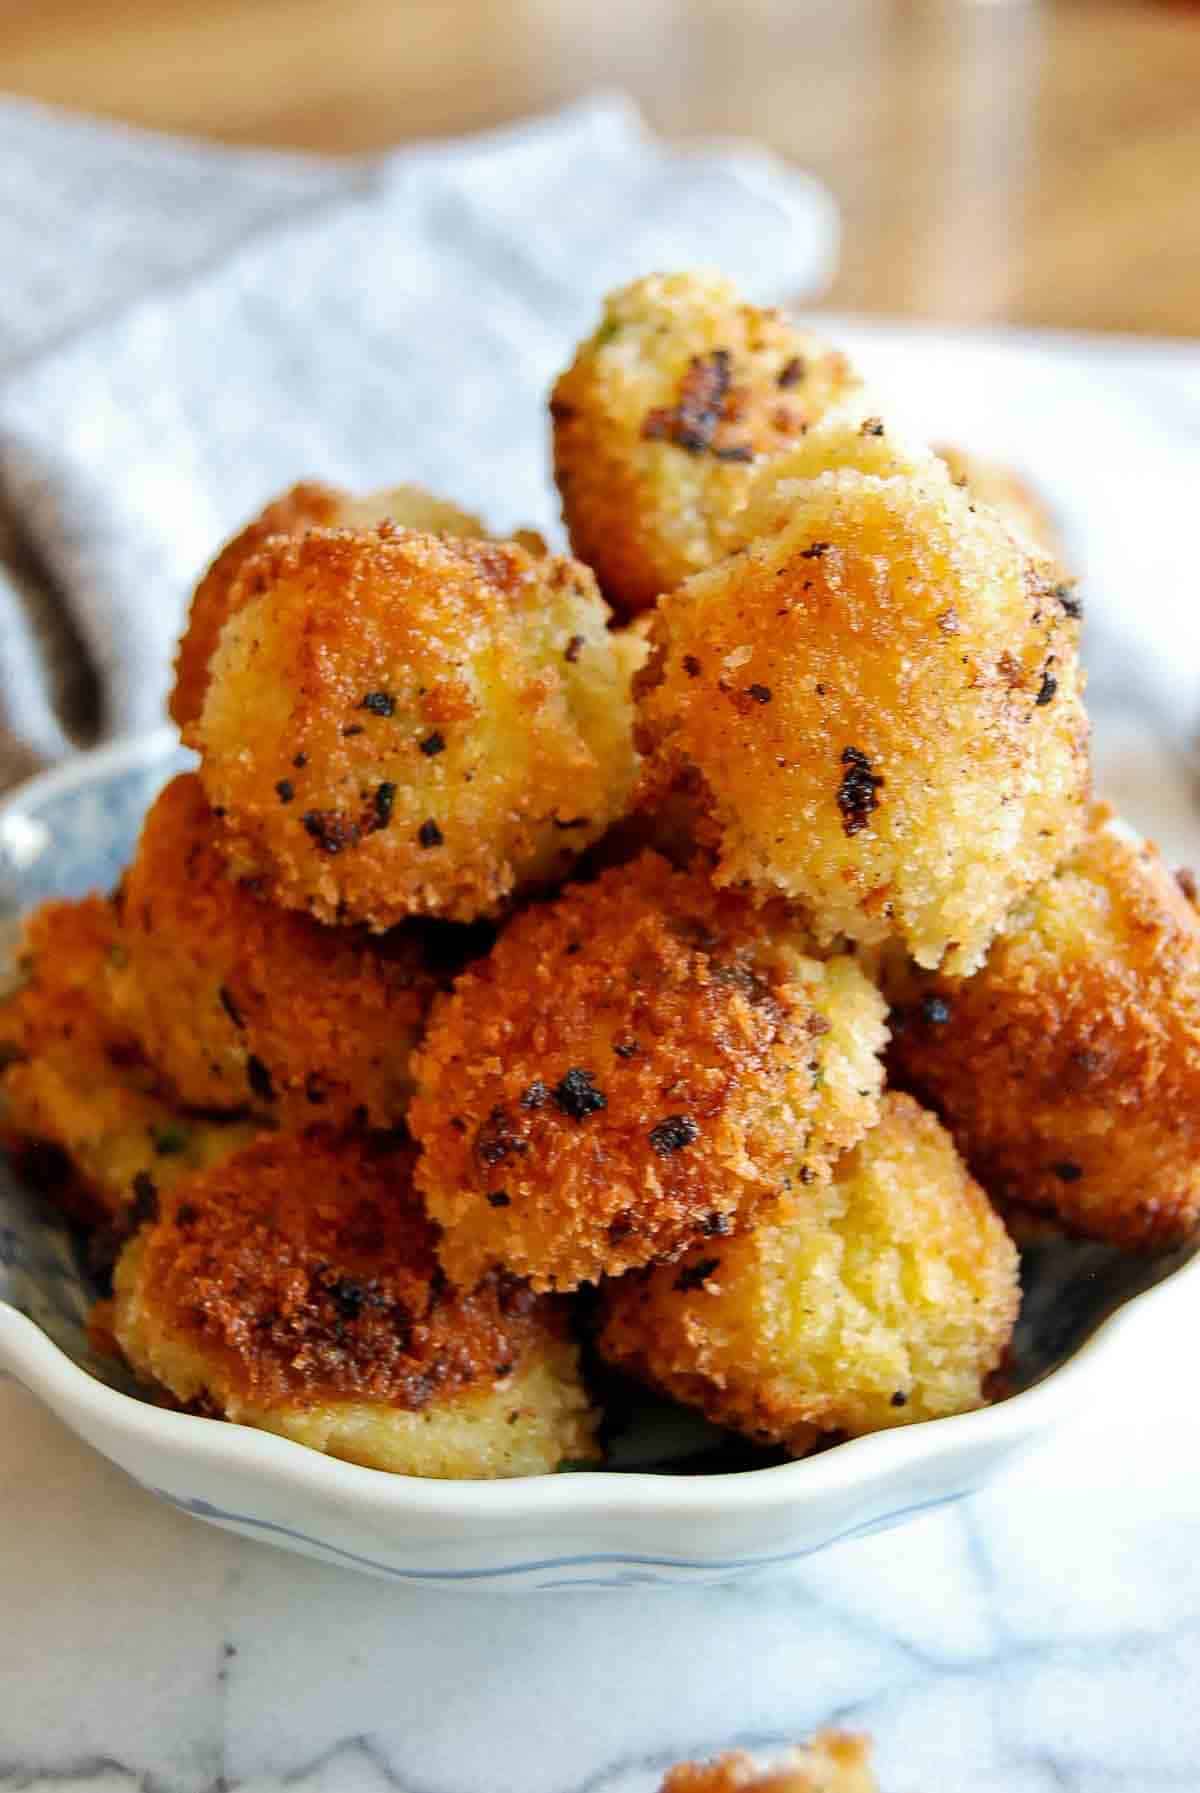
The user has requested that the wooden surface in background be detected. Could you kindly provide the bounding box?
[1,0,1198,336]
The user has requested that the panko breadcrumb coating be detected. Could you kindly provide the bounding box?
[0,897,259,1223]
[112,1130,598,1477]
[170,481,485,729]
[661,1736,876,1793]
[637,463,1089,974]
[192,526,641,927]
[551,272,860,617]
[888,809,1200,1248]
[410,852,888,1293]
[936,443,1062,558]
[599,1094,1019,1454]
[728,405,939,546]
[111,773,473,1130]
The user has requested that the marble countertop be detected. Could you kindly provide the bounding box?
[5,1314,1200,1793]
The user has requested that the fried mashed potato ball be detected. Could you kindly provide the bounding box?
[112,1130,598,1477]
[887,809,1200,1248]
[661,1736,876,1793]
[110,773,472,1129]
[637,463,1090,974]
[410,852,888,1293]
[935,442,1062,557]
[192,526,641,927]
[727,404,939,545]
[599,1094,1019,1454]
[551,271,860,617]
[0,897,258,1223]
[170,481,485,729]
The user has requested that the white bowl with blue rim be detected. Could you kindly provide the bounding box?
[2,733,1195,1590]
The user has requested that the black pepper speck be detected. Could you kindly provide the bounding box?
[361,691,396,717]
[552,1068,607,1120]
[649,1114,699,1157]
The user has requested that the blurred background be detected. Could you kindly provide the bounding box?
[2,0,1198,336]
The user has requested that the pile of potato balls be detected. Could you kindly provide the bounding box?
[4,270,1199,1479]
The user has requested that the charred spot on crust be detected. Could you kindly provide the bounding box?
[837,746,884,836]
[1035,666,1058,706]
[486,1190,511,1208]
[777,356,806,389]
[292,753,308,769]
[746,683,772,705]
[418,819,444,849]
[246,1055,276,1104]
[641,349,750,460]
[520,1080,550,1110]
[275,779,295,805]
[303,809,360,856]
[419,731,446,757]
[218,985,245,1030]
[800,541,831,561]
[372,782,396,830]
[1048,579,1083,620]
[674,1256,720,1293]
[1052,1160,1083,1182]
[551,1067,607,1120]
[682,654,703,679]
[649,1114,700,1157]
[360,691,396,718]
[701,1210,732,1237]
[920,993,953,1027]
[475,1105,525,1167]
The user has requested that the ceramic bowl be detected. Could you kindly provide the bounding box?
[2,733,1196,1590]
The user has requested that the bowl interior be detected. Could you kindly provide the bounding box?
[2,735,1195,1475]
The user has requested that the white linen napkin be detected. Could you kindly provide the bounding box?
[0,94,838,781]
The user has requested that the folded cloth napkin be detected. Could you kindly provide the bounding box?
[0,94,838,785]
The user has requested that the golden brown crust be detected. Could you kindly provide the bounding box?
[170,482,487,730]
[114,1129,563,1413]
[661,1736,876,1793]
[636,467,1090,974]
[1,896,258,1222]
[552,273,859,617]
[887,812,1200,1247]
[191,526,639,927]
[112,774,464,1129]
[410,852,886,1292]
[599,1093,1019,1452]
[170,483,345,729]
